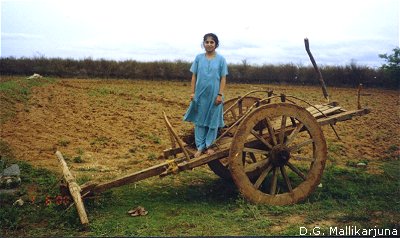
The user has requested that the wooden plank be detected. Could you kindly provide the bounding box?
[306,102,339,114]
[312,106,344,118]
[307,105,333,115]
[317,108,370,126]
[306,104,327,114]
[56,151,89,227]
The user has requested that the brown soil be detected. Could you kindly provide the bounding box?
[1,79,399,183]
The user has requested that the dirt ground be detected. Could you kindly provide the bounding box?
[1,79,399,183]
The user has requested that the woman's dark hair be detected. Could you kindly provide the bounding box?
[203,33,219,48]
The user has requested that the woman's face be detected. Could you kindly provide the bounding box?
[204,36,216,53]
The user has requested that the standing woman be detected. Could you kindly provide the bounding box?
[184,33,229,158]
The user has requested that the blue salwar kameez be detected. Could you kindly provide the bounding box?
[183,53,228,150]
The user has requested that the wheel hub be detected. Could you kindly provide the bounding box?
[270,145,291,167]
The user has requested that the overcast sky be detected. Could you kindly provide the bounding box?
[1,0,399,67]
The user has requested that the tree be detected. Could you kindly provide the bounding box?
[379,47,400,87]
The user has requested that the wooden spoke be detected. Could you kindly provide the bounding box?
[243,147,269,155]
[285,122,304,146]
[242,152,247,165]
[251,129,273,150]
[238,100,243,115]
[254,163,273,189]
[279,115,287,145]
[244,158,270,174]
[248,152,257,163]
[292,156,315,162]
[265,118,277,146]
[230,110,238,121]
[258,123,263,135]
[288,139,314,152]
[286,162,307,181]
[290,117,297,127]
[270,167,279,195]
[223,163,229,169]
[280,166,293,192]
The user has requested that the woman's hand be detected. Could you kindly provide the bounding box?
[190,93,195,101]
[215,94,223,105]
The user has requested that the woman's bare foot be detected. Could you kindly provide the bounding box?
[206,148,215,155]
[194,150,203,158]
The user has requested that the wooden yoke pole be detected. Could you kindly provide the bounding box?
[56,151,89,227]
[304,38,330,102]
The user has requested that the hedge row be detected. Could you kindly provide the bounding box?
[0,57,397,88]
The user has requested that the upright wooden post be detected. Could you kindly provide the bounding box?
[304,38,330,102]
[357,83,363,109]
[56,151,89,227]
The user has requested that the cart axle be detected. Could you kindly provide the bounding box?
[270,146,290,167]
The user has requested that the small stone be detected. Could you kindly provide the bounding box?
[13,198,24,206]
[318,183,323,188]
[356,162,367,168]
[1,176,21,189]
[0,188,19,195]
[27,73,43,79]
[2,164,20,177]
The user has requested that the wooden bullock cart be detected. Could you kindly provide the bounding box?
[55,39,370,226]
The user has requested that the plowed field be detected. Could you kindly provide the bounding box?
[1,79,398,183]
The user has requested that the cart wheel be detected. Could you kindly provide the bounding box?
[208,96,263,180]
[207,159,231,180]
[229,103,327,205]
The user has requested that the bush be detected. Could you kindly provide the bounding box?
[0,57,396,89]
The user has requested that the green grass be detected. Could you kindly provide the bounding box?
[90,164,400,236]
[0,76,55,124]
[57,139,70,147]
[88,87,116,97]
[3,160,398,236]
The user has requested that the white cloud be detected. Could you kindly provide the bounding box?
[1,32,44,40]
[1,0,398,66]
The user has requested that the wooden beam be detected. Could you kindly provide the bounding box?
[163,147,183,159]
[317,108,371,126]
[56,151,89,227]
[84,161,173,194]
[243,147,269,155]
[163,112,192,161]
